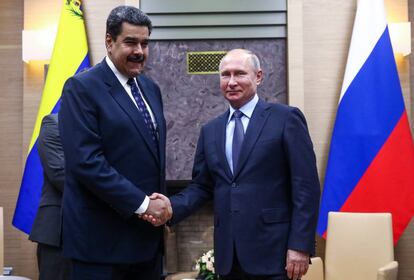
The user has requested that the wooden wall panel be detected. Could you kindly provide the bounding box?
[0,0,37,277]
[83,0,130,65]
[20,1,62,277]
[299,0,357,261]
[0,1,22,44]
[302,0,356,189]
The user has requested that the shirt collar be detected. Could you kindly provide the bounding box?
[105,56,130,87]
[227,94,259,124]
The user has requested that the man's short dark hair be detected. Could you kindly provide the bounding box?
[106,6,152,40]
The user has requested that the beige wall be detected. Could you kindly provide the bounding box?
[0,0,36,278]
[0,0,412,278]
[288,0,413,279]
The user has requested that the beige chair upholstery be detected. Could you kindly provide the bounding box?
[302,212,397,280]
[302,257,324,280]
[323,212,397,280]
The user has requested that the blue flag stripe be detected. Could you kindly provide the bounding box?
[317,27,405,234]
[75,53,91,75]
[12,142,43,234]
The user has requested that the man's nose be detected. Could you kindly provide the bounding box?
[133,44,143,54]
[228,75,237,86]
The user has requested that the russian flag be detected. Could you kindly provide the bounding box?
[317,0,414,244]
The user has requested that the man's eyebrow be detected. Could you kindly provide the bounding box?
[123,36,138,41]
[123,36,150,42]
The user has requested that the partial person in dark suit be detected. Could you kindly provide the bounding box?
[29,113,71,280]
[58,6,171,280]
[148,49,320,280]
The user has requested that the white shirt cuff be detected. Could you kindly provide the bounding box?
[135,196,150,214]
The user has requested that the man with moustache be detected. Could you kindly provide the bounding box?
[149,49,320,280]
[59,6,171,280]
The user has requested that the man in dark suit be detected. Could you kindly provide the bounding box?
[58,6,171,280]
[29,113,70,280]
[149,49,320,280]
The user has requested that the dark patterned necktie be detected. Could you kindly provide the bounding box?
[232,110,245,172]
[127,78,158,144]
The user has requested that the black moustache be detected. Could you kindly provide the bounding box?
[127,56,144,62]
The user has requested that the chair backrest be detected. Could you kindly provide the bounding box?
[325,212,394,280]
[0,207,4,275]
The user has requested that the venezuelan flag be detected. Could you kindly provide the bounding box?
[317,0,414,244]
[13,0,90,234]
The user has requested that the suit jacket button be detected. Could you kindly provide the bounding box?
[232,183,237,188]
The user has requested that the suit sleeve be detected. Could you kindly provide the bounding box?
[283,108,321,255]
[38,115,65,192]
[59,77,147,218]
[170,126,214,224]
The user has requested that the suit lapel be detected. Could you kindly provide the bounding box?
[233,99,270,178]
[101,60,160,164]
[216,111,233,180]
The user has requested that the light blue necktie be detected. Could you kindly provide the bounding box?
[232,110,244,172]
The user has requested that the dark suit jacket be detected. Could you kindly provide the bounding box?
[29,114,64,247]
[58,59,166,263]
[170,99,320,276]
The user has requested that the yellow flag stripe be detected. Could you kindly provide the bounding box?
[28,1,89,152]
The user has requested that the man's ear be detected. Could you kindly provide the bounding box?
[256,69,264,85]
[105,33,113,53]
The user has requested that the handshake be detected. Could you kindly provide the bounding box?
[139,193,172,226]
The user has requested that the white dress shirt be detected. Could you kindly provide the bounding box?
[225,94,259,173]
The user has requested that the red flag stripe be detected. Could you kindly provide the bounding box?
[340,112,414,244]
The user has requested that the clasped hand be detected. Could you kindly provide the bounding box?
[139,193,172,226]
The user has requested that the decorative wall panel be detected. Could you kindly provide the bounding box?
[145,39,286,180]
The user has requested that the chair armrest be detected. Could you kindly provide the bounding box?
[377,261,398,280]
[302,257,324,280]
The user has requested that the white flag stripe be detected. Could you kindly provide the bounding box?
[339,0,387,102]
